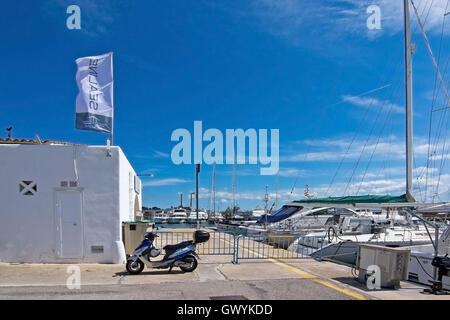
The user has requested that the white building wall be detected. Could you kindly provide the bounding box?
[118,149,142,224]
[0,144,140,264]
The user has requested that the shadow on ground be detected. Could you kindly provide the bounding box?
[114,270,185,277]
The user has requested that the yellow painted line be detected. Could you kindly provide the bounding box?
[217,235,367,300]
[268,258,315,279]
[269,258,366,300]
[313,278,367,300]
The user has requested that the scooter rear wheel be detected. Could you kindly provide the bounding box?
[179,255,198,272]
[126,260,144,274]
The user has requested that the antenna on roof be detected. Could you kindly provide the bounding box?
[35,134,42,144]
[6,127,12,138]
[106,139,112,157]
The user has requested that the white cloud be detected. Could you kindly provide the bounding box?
[153,150,170,158]
[282,136,434,162]
[372,0,450,35]
[143,178,190,187]
[248,0,449,45]
[301,172,450,203]
[43,0,123,37]
[342,95,405,114]
[277,168,307,177]
[198,186,303,206]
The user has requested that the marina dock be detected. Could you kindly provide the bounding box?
[0,229,448,300]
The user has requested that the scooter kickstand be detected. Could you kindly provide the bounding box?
[168,266,173,273]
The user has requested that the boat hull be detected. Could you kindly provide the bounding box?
[310,240,432,266]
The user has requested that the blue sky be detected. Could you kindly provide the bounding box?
[1,0,449,210]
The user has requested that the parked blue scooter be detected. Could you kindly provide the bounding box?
[126,229,210,274]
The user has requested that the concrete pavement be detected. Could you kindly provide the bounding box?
[0,256,359,300]
[1,254,448,300]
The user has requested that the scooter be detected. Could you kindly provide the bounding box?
[126,229,210,275]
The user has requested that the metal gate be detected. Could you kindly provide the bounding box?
[232,234,324,264]
[154,230,324,264]
[154,230,235,255]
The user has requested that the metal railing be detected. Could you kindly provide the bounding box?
[154,230,235,255]
[153,230,325,264]
[232,234,325,264]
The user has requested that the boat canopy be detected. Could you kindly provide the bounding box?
[256,205,303,224]
[293,194,409,204]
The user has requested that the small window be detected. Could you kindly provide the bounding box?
[129,224,136,231]
[60,181,68,187]
[19,181,37,196]
[69,181,78,187]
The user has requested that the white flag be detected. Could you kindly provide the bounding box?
[75,52,113,133]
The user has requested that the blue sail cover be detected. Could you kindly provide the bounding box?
[256,206,303,224]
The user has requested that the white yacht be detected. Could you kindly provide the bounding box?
[186,210,208,224]
[406,225,450,290]
[168,208,187,224]
[295,225,440,266]
[153,210,168,224]
[251,207,265,219]
[243,206,358,238]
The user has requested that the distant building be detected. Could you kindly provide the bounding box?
[143,207,163,220]
[0,138,142,263]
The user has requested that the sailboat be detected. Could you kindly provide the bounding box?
[292,0,450,267]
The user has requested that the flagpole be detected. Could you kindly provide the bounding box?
[110,51,114,146]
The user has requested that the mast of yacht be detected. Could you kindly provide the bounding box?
[404,0,415,202]
[211,162,216,217]
[232,158,236,215]
[403,0,443,285]
[264,185,269,228]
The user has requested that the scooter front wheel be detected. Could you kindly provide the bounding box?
[126,259,144,274]
[179,255,198,272]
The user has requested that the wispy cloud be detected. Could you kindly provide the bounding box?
[198,187,303,205]
[133,150,170,160]
[342,95,405,114]
[153,150,170,158]
[43,0,125,37]
[277,167,307,177]
[281,135,447,164]
[306,172,450,202]
[143,178,191,187]
[247,0,449,46]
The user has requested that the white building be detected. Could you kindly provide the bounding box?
[0,138,142,264]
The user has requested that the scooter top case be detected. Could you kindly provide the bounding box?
[193,230,210,244]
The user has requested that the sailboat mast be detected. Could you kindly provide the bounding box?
[232,161,236,213]
[404,0,414,201]
[212,162,216,215]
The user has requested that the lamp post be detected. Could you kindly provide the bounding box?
[196,163,200,229]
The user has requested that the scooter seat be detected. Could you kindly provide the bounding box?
[163,240,193,252]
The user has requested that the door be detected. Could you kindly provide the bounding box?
[56,191,83,258]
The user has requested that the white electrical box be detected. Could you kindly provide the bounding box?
[357,244,410,288]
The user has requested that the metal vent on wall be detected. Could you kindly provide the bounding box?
[91,246,104,254]
[19,181,37,195]
[60,181,78,188]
